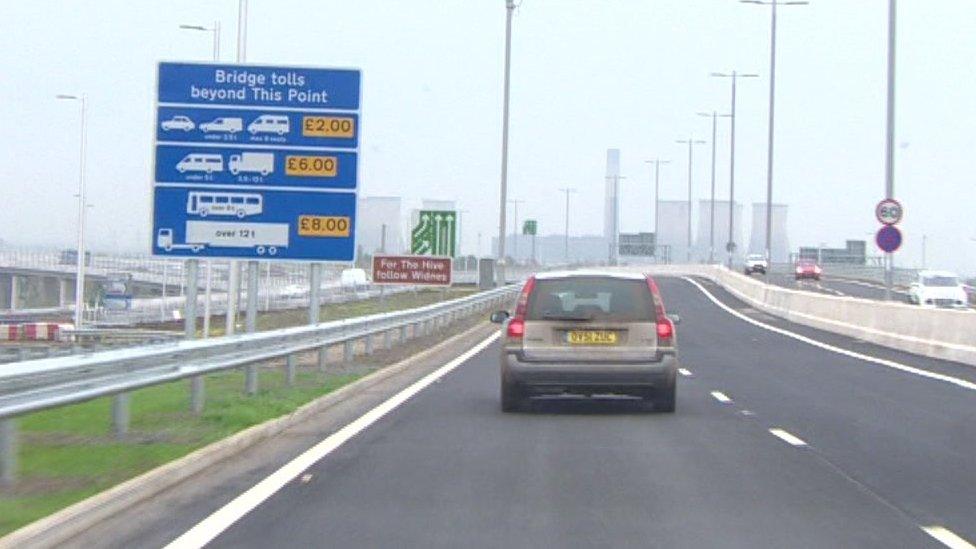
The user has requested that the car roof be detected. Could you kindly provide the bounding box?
[533,270,648,281]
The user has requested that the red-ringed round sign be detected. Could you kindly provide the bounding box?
[875,198,903,225]
[876,224,902,253]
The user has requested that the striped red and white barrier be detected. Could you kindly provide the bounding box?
[0,325,18,341]
[19,323,60,341]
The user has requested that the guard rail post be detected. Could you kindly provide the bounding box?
[383,329,392,350]
[343,340,354,363]
[285,354,297,387]
[186,260,205,415]
[399,325,408,343]
[0,418,16,485]
[112,393,130,438]
[364,334,374,356]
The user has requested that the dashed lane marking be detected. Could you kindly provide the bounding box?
[769,428,808,447]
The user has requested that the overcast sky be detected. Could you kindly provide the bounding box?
[1,0,974,273]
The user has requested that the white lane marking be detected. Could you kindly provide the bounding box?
[710,391,732,403]
[682,278,976,393]
[815,283,846,297]
[769,428,807,447]
[163,332,502,549]
[922,526,976,549]
[678,368,693,377]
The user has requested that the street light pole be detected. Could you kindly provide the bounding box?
[742,0,808,274]
[180,20,221,339]
[508,199,523,265]
[558,188,577,263]
[497,0,516,285]
[676,138,706,263]
[644,159,670,260]
[711,71,759,270]
[697,112,732,264]
[56,94,88,328]
[883,0,897,301]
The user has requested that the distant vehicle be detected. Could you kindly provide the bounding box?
[794,260,822,281]
[176,153,223,174]
[248,114,290,136]
[186,191,262,218]
[744,254,768,275]
[908,271,969,309]
[59,249,92,266]
[490,271,681,413]
[341,268,369,292]
[228,152,274,176]
[199,117,243,134]
[160,115,195,131]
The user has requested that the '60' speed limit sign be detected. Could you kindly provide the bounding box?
[875,198,903,225]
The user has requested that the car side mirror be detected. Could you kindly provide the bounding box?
[490,310,510,324]
[666,313,681,325]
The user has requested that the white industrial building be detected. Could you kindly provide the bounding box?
[695,200,744,263]
[749,203,790,263]
[656,200,690,263]
[356,196,404,256]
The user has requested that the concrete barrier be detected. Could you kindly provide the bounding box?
[628,264,976,367]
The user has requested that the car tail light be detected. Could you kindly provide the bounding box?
[814,266,823,274]
[646,276,674,347]
[796,266,804,274]
[507,276,536,339]
[507,319,525,338]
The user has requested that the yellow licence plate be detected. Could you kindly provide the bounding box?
[567,331,618,345]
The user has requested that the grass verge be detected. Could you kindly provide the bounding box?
[0,287,480,536]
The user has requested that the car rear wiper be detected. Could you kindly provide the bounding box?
[541,312,593,321]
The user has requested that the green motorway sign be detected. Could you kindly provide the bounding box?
[411,210,457,257]
[522,219,537,236]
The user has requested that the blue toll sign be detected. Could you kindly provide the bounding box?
[876,225,902,253]
[152,62,361,262]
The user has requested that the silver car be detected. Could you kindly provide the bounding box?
[491,271,680,413]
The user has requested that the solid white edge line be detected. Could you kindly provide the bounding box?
[710,391,732,403]
[678,368,692,377]
[163,332,502,549]
[681,277,976,393]
[768,428,807,447]
[922,526,976,549]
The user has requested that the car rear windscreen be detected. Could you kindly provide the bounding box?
[525,277,654,322]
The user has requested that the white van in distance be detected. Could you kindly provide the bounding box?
[248,114,290,136]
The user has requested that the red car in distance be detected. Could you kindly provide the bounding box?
[795,260,822,281]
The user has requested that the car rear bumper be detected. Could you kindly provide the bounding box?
[503,353,678,395]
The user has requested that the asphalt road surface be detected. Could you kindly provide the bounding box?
[760,271,910,301]
[69,276,975,548]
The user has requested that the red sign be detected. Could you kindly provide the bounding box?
[372,255,453,286]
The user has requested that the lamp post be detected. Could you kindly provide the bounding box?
[508,199,523,265]
[56,94,88,328]
[675,138,706,263]
[179,22,220,61]
[644,159,670,260]
[697,112,732,264]
[711,71,758,269]
[741,0,809,273]
[496,0,516,285]
[882,0,897,301]
[558,188,577,263]
[180,21,221,338]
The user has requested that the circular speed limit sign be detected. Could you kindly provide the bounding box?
[875,198,903,225]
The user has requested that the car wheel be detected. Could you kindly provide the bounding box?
[655,381,676,413]
[501,379,523,413]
